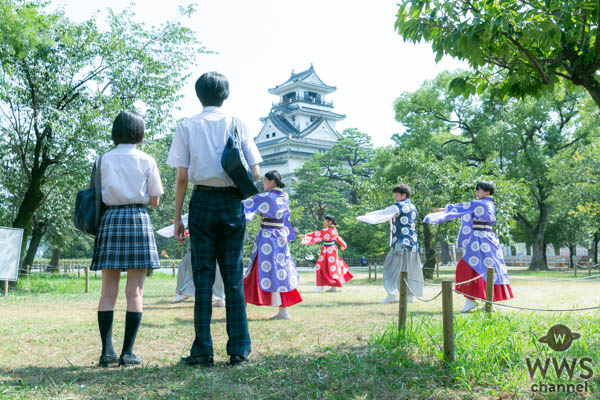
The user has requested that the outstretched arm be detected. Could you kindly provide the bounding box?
[356,205,399,224]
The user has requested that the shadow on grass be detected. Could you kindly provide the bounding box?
[0,341,457,400]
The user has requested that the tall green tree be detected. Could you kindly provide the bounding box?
[0,0,202,260]
[394,72,595,269]
[395,0,600,108]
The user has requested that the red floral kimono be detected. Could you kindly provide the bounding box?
[301,227,353,287]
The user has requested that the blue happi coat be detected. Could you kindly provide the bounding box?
[424,197,509,285]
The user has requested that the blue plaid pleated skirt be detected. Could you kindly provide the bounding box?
[90,204,160,271]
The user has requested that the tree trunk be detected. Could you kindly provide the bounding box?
[525,201,550,271]
[48,248,60,273]
[421,223,435,279]
[593,231,599,265]
[568,244,575,269]
[441,241,451,264]
[577,73,600,110]
[11,173,45,257]
[21,221,46,277]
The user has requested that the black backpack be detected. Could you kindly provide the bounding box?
[74,155,104,235]
[221,118,259,199]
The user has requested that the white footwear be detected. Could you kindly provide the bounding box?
[326,287,338,292]
[269,311,290,320]
[313,286,324,293]
[170,294,189,304]
[379,294,399,304]
[212,299,225,307]
[459,298,477,313]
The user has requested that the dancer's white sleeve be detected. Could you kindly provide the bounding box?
[156,213,189,238]
[356,206,399,224]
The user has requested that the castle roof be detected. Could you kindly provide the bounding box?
[268,65,337,95]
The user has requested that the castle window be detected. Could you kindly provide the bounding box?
[266,133,270,138]
[272,132,276,137]
[310,117,315,122]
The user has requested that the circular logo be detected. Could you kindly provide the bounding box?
[468,256,479,266]
[327,247,334,254]
[400,216,409,225]
[276,269,288,280]
[481,243,491,253]
[462,214,471,222]
[330,265,336,272]
[401,227,409,235]
[258,202,270,213]
[277,237,287,247]
[275,210,284,219]
[462,226,471,235]
[471,242,480,252]
[276,253,286,265]
[474,206,485,217]
[261,243,272,255]
[328,256,335,263]
[261,230,271,238]
[402,205,410,213]
[484,257,494,267]
[243,198,254,208]
[539,324,581,351]
[277,286,288,292]
[289,275,298,286]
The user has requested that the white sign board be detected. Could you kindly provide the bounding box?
[0,227,24,281]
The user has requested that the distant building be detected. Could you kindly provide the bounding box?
[255,65,345,177]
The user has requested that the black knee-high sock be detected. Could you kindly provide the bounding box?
[121,311,142,356]
[97,311,116,356]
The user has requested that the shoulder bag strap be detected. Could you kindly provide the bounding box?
[94,155,103,223]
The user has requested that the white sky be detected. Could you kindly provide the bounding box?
[53,0,466,146]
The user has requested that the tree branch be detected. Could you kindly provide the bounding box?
[507,36,550,84]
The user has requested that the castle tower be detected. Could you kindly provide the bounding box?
[255,65,345,177]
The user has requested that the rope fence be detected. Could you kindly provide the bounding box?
[396,266,600,364]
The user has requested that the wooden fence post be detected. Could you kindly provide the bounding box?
[442,280,454,364]
[3,280,8,296]
[485,267,494,314]
[574,262,578,277]
[368,263,372,280]
[172,261,176,277]
[589,263,592,276]
[398,271,408,330]
[85,267,89,294]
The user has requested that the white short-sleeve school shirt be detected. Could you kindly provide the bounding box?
[166,107,263,187]
[101,144,164,206]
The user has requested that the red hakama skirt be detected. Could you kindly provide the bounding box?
[455,258,513,301]
[244,258,302,307]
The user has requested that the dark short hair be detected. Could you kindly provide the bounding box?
[324,215,336,226]
[392,184,411,198]
[265,170,285,189]
[195,72,229,107]
[111,111,145,145]
[476,181,495,196]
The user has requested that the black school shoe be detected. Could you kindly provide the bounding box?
[229,355,250,366]
[180,355,214,367]
[98,353,119,367]
[119,353,142,366]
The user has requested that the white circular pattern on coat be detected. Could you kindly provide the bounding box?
[243,198,254,208]
[496,249,504,258]
[315,264,321,270]
[400,216,409,225]
[275,210,284,219]
[315,231,321,237]
[276,197,284,205]
[462,239,470,248]
[332,274,339,279]
[324,233,331,240]
[318,255,324,262]
[474,206,485,217]
[289,275,298,286]
[277,237,287,247]
[261,230,272,238]
[471,242,480,252]
[411,211,416,219]
[484,257,495,267]
[276,253,286,265]
[462,214,471,222]
[401,227,409,235]
[402,205,410,213]
[462,203,470,209]
[337,260,343,266]
[284,226,290,236]
[258,202,270,213]
[392,237,398,242]
[330,265,336,272]
[462,226,471,235]
[412,234,418,241]
[327,247,334,254]
[259,192,269,197]
[481,243,491,253]
[277,286,288,292]
[260,278,271,289]
[261,261,272,272]
[411,223,416,229]
[328,256,335,263]
[276,269,288,280]
[469,256,480,266]
[450,208,458,213]
[392,225,397,233]
[403,238,411,246]
[261,243,272,255]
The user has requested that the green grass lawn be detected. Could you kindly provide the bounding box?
[0,269,599,399]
